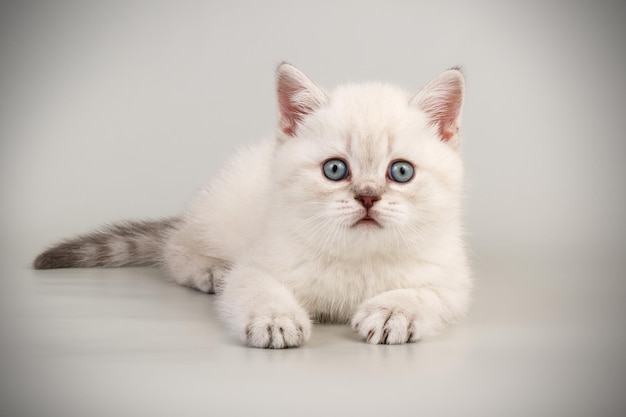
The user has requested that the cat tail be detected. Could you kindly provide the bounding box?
[33,218,180,269]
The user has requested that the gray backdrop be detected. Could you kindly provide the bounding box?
[1,1,625,416]
[2,1,624,256]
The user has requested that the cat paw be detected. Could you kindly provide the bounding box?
[194,265,229,294]
[352,305,418,344]
[167,261,229,294]
[244,310,311,349]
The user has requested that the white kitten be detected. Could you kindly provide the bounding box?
[35,63,472,348]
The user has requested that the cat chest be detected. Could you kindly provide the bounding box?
[281,258,418,322]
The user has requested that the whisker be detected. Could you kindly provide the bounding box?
[292,214,329,235]
[299,217,334,250]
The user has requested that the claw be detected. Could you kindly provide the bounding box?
[381,328,390,344]
[266,324,273,348]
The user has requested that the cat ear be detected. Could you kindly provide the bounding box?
[410,68,465,144]
[276,62,327,136]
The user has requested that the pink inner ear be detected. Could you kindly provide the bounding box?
[442,127,458,141]
[437,88,463,141]
[277,81,309,136]
[427,88,463,142]
[276,64,326,137]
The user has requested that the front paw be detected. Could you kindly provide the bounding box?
[351,304,417,345]
[244,309,312,349]
[352,289,448,344]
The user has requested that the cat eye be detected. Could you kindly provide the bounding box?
[389,160,414,183]
[322,159,349,181]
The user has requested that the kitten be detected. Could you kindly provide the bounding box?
[34,63,472,349]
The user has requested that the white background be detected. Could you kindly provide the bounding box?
[1,1,625,416]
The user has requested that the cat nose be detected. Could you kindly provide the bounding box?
[355,194,380,210]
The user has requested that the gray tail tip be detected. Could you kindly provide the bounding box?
[33,250,55,269]
[33,248,76,269]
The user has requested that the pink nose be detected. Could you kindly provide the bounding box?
[355,195,380,209]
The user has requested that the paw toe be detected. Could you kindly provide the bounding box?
[353,308,415,345]
[245,315,310,349]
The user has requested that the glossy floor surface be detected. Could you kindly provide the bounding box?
[1,247,625,417]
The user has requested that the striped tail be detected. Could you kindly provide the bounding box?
[33,218,179,269]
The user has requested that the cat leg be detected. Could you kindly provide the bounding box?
[218,265,311,348]
[162,227,229,294]
[351,286,470,344]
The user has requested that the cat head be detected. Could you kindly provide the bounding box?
[272,63,465,257]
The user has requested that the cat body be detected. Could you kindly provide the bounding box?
[35,64,472,348]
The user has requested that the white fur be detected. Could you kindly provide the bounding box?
[162,64,472,348]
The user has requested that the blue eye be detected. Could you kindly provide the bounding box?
[323,159,349,181]
[389,161,414,183]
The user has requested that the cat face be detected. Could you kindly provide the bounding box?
[272,64,465,257]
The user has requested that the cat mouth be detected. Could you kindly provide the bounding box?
[353,215,381,228]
